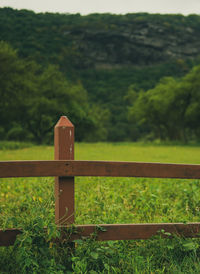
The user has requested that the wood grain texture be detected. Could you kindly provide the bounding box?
[1,160,200,179]
[1,223,200,246]
[54,116,75,225]
[0,229,22,246]
[66,223,200,241]
[0,160,67,178]
[66,161,200,179]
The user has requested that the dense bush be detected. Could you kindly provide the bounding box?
[128,65,200,142]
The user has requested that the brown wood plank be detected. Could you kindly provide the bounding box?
[1,160,200,179]
[1,223,200,246]
[54,116,75,225]
[0,160,68,178]
[0,229,21,246]
[66,223,200,241]
[67,161,200,179]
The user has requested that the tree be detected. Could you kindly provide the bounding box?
[128,65,200,142]
[183,65,200,139]
[0,42,99,143]
[128,77,189,141]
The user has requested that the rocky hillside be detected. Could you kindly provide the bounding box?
[0,9,200,69]
[73,17,200,68]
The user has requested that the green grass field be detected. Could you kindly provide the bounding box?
[1,143,200,273]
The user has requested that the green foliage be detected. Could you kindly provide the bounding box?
[79,60,192,141]
[1,8,200,142]
[0,41,104,143]
[128,64,200,142]
[0,217,72,273]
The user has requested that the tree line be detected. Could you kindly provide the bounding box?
[1,40,200,143]
[1,8,200,143]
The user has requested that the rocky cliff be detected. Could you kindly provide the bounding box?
[66,14,200,68]
[0,9,200,70]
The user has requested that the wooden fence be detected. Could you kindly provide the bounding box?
[1,116,200,246]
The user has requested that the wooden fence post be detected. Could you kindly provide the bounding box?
[54,116,74,225]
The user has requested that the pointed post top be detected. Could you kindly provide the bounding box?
[54,115,75,225]
[55,116,74,128]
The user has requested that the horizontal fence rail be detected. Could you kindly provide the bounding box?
[1,160,200,179]
[1,223,200,246]
[1,117,200,247]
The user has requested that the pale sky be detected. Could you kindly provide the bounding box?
[0,0,200,15]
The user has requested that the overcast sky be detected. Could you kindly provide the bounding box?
[0,0,200,15]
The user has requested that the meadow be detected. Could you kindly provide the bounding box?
[1,142,200,273]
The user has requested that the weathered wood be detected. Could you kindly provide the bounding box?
[54,116,74,225]
[65,161,200,179]
[0,160,67,178]
[66,223,200,241]
[1,160,200,179]
[1,223,200,246]
[0,229,22,246]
